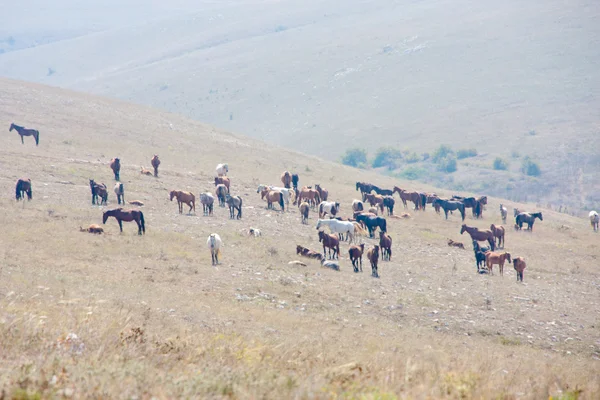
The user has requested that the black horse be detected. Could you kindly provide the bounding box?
[356,214,387,238]
[515,212,543,231]
[15,178,32,201]
[472,240,490,273]
[372,185,393,196]
[89,179,108,205]
[356,182,374,196]
[291,174,299,192]
[433,198,465,221]
[382,195,395,215]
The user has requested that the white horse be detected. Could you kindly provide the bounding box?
[207,233,222,265]
[499,204,508,223]
[318,201,340,218]
[352,199,364,212]
[316,219,354,243]
[216,163,228,177]
[114,182,124,205]
[256,184,295,206]
[590,211,599,232]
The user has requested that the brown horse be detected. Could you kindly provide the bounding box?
[348,243,365,272]
[170,190,196,214]
[315,184,328,201]
[460,224,495,250]
[300,202,310,224]
[296,187,321,208]
[15,178,32,201]
[215,184,228,207]
[296,245,324,262]
[10,123,39,145]
[281,171,292,189]
[214,176,230,192]
[110,158,121,181]
[318,230,339,259]
[379,231,392,261]
[490,224,505,248]
[366,245,380,278]
[260,188,285,211]
[151,155,160,177]
[103,208,145,235]
[485,251,511,276]
[89,179,107,205]
[393,187,421,210]
[140,167,153,176]
[80,224,104,234]
[513,257,526,282]
[364,193,384,212]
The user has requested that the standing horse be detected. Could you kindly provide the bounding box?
[257,185,294,207]
[348,244,365,272]
[296,187,320,208]
[300,202,310,224]
[433,198,465,221]
[110,158,121,181]
[215,184,228,207]
[114,183,125,205]
[225,194,243,219]
[485,252,511,276]
[316,219,355,243]
[216,163,228,177]
[318,230,339,259]
[355,214,387,238]
[103,209,145,235]
[291,174,299,191]
[382,196,395,216]
[366,245,380,278]
[460,224,495,250]
[170,190,195,214]
[200,193,214,216]
[490,224,505,248]
[15,178,32,201]
[379,231,392,261]
[589,211,599,232]
[89,179,108,205]
[318,201,339,218]
[260,188,285,211]
[515,212,543,231]
[151,155,160,177]
[281,171,292,189]
[315,184,328,201]
[214,177,230,192]
[393,187,421,210]
[364,193,384,212]
[10,123,39,146]
[207,233,222,265]
[500,204,508,223]
[513,257,526,282]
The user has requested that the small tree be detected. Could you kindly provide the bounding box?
[493,157,509,170]
[432,145,454,163]
[341,148,367,168]
[372,147,402,170]
[437,155,457,173]
[456,148,478,159]
[521,157,541,176]
[405,151,420,164]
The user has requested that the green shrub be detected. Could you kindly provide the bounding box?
[511,150,520,158]
[437,155,457,173]
[456,148,477,159]
[405,151,420,164]
[372,146,402,170]
[521,156,541,176]
[399,166,427,180]
[432,145,454,163]
[493,157,509,170]
[340,148,367,168]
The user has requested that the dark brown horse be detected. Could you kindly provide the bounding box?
[103,208,145,235]
[490,224,505,248]
[379,231,392,261]
[281,171,292,189]
[291,174,299,191]
[393,187,421,210]
[151,155,160,177]
[15,178,32,200]
[214,176,230,192]
[10,123,39,145]
[295,187,321,208]
[367,245,380,278]
[318,230,339,259]
[356,182,375,198]
[460,224,495,250]
[89,179,108,205]
[110,158,121,181]
[315,184,328,201]
[515,212,543,231]
[348,243,365,272]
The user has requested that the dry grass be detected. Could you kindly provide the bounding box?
[1,78,599,399]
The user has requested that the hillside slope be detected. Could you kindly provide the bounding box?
[1,78,599,398]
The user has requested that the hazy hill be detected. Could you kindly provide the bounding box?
[1,78,599,398]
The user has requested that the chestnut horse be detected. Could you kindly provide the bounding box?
[103,208,145,235]
[490,224,505,248]
[315,184,328,201]
[281,171,292,189]
[10,123,39,145]
[296,187,320,208]
[110,158,121,181]
[260,188,285,211]
[367,245,380,278]
[393,187,421,210]
[214,176,230,192]
[170,190,195,214]
[15,178,32,201]
[460,224,495,250]
[318,230,339,259]
[151,155,160,177]
[485,251,511,276]
[348,243,365,272]
[513,257,526,282]
[379,231,392,261]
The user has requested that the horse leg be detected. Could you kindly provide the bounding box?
[21,134,24,144]
[137,219,142,235]
[118,219,123,233]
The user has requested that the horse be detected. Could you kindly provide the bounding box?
[490,224,505,248]
[215,184,228,207]
[452,196,482,218]
[513,257,526,282]
[214,177,230,192]
[379,231,392,261]
[110,158,120,181]
[281,171,292,189]
[372,186,393,196]
[367,245,380,278]
[433,198,465,221]
[474,196,487,218]
[348,244,365,272]
[207,233,222,265]
[260,188,285,211]
[296,188,320,208]
[225,194,243,219]
[318,201,339,218]
[447,239,465,249]
[296,245,324,262]
[291,174,299,191]
[112,182,124,205]
[355,182,374,197]
[315,184,328,201]
[151,155,160,177]
[316,218,355,243]
[103,208,145,235]
[140,167,153,176]
[589,211,599,232]
[257,185,294,207]
[393,187,421,210]
[10,123,39,146]
[300,202,310,224]
[500,204,508,223]
[352,199,364,212]
[216,163,228,177]
[472,240,491,273]
[485,252,511,276]
[89,179,108,205]
[318,230,340,259]
[15,178,32,201]
[80,224,104,234]
[355,214,387,238]
[200,193,214,216]
[515,212,543,231]
[460,224,495,250]
[382,195,395,216]
[128,200,144,206]
[170,190,195,214]
[364,193,384,212]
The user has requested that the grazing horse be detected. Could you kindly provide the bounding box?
[207,233,222,265]
[515,212,543,231]
[15,178,32,201]
[291,174,299,191]
[300,202,310,224]
[379,231,392,261]
[348,244,365,272]
[114,183,125,205]
[513,257,526,282]
[500,204,508,223]
[352,199,364,212]
[485,252,511,276]
[216,163,228,177]
[260,188,285,211]
[318,201,340,218]
[89,179,108,205]
[296,187,321,208]
[200,193,214,216]
[110,158,121,181]
[281,171,292,189]
[170,190,195,214]
[393,187,421,210]
[473,240,490,273]
[460,224,495,251]
[356,182,374,197]
[316,219,355,243]
[433,198,465,221]
[151,155,160,177]
[215,184,228,207]
[10,123,39,145]
[589,211,599,232]
[103,208,145,235]
[318,230,340,259]
[355,214,387,238]
[225,194,243,219]
[490,224,505,248]
[315,184,328,201]
[382,195,395,215]
[367,245,380,278]
[214,177,230,192]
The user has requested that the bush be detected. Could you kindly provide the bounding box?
[511,150,520,158]
[405,151,420,164]
[521,157,541,176]
[372,147,402,170]
[493,157,509,170]
[422,153,430,161]
[398,166,427,180]
[437,155,457,173]
[432,145,454,163]
[456,148,478,159]
[340,148,367,168]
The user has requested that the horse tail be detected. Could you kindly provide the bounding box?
[279,194,285,212]
[239,197,243,218]
[140,211,145,234]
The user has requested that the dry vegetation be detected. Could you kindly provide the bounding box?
[1,79,600,399]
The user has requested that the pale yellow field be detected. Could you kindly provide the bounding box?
[1,78,599,399]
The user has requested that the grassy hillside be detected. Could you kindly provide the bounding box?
[1,0,599,211]
[1,78,600,398]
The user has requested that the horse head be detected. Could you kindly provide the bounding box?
[169,191,176,201]
[102,211,109,224]
[460,224,467,234]
[506,253,512,263]
[537,212,543,221]
[9,123,15,131]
